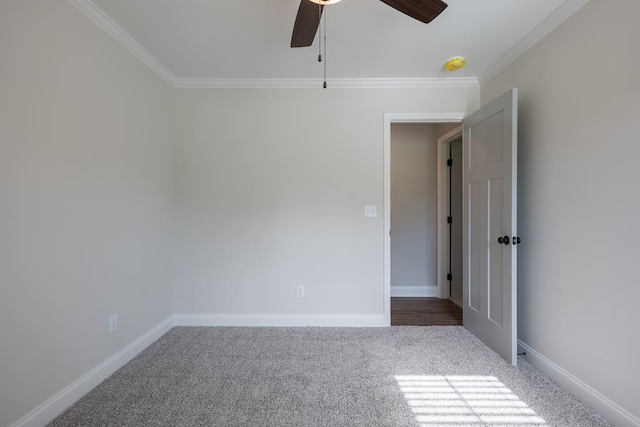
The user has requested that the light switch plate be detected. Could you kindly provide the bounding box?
[364,205,377,218]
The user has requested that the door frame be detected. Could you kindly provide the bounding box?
[383,113,466,326]
[436,126,463,302]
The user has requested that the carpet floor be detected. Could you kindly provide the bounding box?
[49,326,610,427]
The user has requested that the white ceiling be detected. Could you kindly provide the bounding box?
[77,0,590,86]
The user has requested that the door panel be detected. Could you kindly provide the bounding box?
[489,177,504,327]
[463,89,518,365]
[468,180,482,313]
[470,112,504,169]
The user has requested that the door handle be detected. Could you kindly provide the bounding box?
[512,236,521,245]
[497,235,510,245]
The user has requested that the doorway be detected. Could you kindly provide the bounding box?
[384,90,519,363]
[385,117,463,326]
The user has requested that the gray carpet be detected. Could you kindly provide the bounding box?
[49,326,610,427]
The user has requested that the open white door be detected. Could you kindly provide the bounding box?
[462,89,518,365]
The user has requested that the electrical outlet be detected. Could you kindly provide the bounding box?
[296,285,304,298]
[109,313,118,333]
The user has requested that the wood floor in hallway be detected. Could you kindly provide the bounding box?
[391,297,462,326]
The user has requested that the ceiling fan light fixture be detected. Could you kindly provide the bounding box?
[308,0,343,4]
[445,56,467,72]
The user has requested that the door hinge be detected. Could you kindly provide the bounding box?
[447,273,452,281]
[447,216,453,224]
[447,158,453,167]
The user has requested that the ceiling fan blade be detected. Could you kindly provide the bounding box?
[379,0,447,23]
[291,0,323,48]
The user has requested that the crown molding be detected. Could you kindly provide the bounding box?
[479,0,592,85]
[67,0,176,86]
[64,1,477,91]
[69,0,588,90]
[173,77,479,89]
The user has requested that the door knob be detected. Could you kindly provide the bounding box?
[497,235,510,245]
[512,236,521,245]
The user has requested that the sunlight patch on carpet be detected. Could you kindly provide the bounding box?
[395,375,548,426]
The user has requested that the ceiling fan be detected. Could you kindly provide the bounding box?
[291,0,448,48]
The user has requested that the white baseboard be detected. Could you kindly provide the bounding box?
[174,313,386,327]
[518,340,640,427]
[390,285,437,297]
[10,316,175,427]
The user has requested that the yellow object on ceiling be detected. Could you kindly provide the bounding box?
[445,56,467,72]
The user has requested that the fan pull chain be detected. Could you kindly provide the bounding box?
[322,5,327,89]
[323,5,327,89]
[317,3,322,63]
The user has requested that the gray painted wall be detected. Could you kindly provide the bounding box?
[390,124,438,293]
[482,0,640,423]
[172,89,478,316]
[0,2,175,425]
